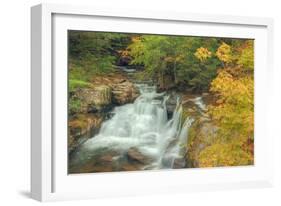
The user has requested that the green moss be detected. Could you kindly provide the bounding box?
[69,79,92,92]
[69,98,82,114]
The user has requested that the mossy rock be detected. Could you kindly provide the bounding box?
[186,117,217,168]
[74,85,112,113]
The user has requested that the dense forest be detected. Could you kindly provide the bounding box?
[68,31,254,173]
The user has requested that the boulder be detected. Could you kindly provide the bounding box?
[165,92,178,118]
[121,163,143,171]
[92,85,112,106]
[112,81,139,105]
[127,147,152,164]
[118,55,132,66]
[75,85,112,113]
[186,120,218,167]
[172,158,186,169]
[99,154,114,163]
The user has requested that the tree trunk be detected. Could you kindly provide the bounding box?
[173,60,177,84]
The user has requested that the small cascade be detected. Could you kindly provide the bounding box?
[70,83,195,171]
[193,97,207,113]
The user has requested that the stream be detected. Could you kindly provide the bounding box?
[69,81,208,173]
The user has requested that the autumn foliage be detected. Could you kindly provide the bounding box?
[198,40,254,167]
[194,47,212,62]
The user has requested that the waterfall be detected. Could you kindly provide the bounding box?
[72,83,194,170]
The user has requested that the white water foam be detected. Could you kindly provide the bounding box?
[73,84,194,169]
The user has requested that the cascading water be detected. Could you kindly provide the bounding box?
[70,83,194,172]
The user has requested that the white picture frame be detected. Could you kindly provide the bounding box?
[31,3,274,202]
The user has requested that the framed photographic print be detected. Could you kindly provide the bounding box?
[31,3,274,201]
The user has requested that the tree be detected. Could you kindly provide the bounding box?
[197,41,254,167]
[194,47,212,62]
[216,42,233,65]
[69,31,127,78]
[128,35,222,92]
